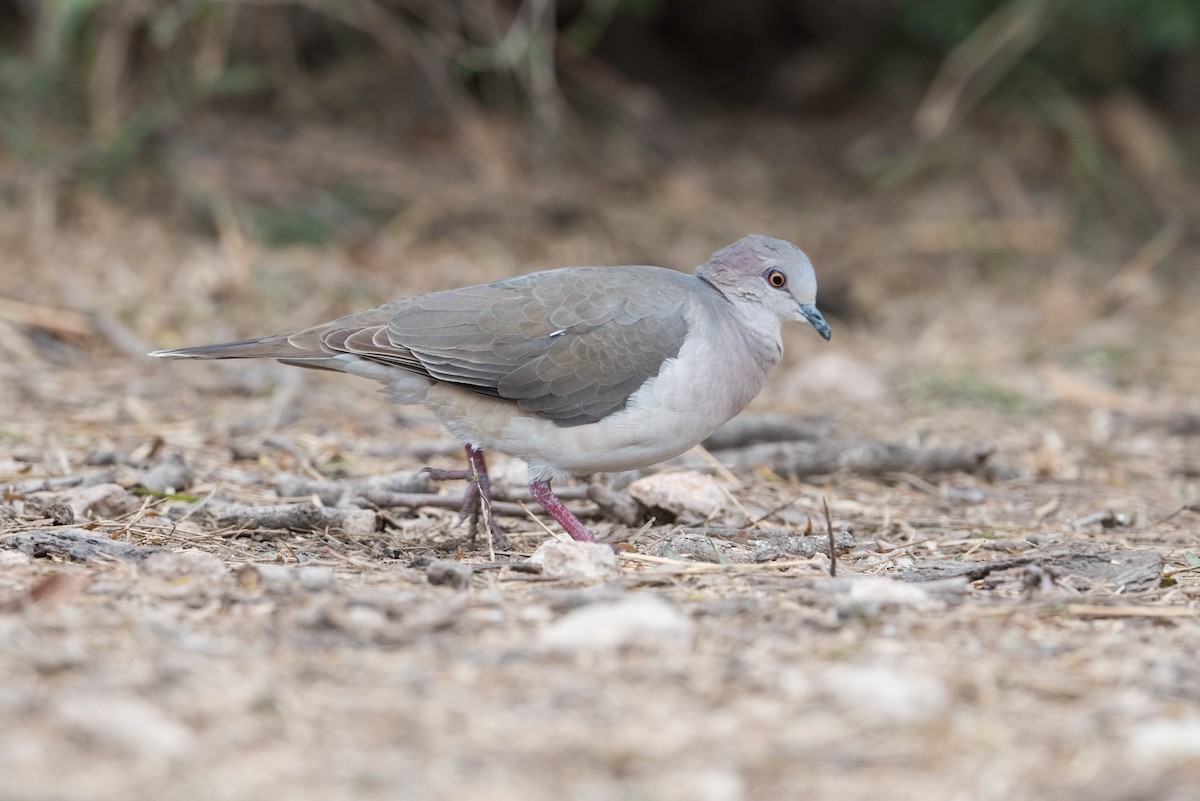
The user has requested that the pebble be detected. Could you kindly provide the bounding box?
[528,540,620,580]
[539,594,694,653]
[628,471,727,521]
[1129,717,1200,766]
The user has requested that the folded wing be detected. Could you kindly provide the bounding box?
[157,266,695,427]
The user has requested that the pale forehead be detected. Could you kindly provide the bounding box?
[745,236,811,270]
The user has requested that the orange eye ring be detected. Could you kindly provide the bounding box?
[766,269,787,288]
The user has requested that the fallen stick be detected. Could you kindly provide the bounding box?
[900,545,1163,593]
[587,483,643,526]
[647,527,856,564]
[720,439,994,478]
[275,471,591,507]
[3,471,122,495]
[823,496,837,577]
[211,502,377,538]
[702,413,826,451]
[207,493,604,538]
[353,490,606,521]
[273,471,431,504]
[5,528,167,562]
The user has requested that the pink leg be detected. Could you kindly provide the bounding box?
[463,445,509,549]
[464,444,491,508]
[425,445,508,549]
[529,480,597,543]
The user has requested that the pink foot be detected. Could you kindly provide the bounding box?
[529,480,597,543]
[425,445,508,549]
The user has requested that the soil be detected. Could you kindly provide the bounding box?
[1,106,1199,801]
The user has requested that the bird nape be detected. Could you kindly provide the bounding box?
[151,235,830,546]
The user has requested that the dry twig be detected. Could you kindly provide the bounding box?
[721,439,994,478]
[823,496,837,578]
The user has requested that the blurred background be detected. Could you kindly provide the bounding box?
[3,7,1200,800]
[0,0,1196,403]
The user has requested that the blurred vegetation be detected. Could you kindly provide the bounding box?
[905,0,1200,67]
[0,0,1195,244]
[909,367,1039,414]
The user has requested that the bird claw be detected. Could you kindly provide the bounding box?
[425,445,509,551]
[421,466,470,482]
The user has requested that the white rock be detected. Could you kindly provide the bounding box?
[844,577,944,609]
[250,564,336,592]
[340,509,377,538]
[62,483,139,520]
[1129,717,1200,766]
[539,594,694,653]
[0,550,31,566]
[528,541,620,580]
[140,550,226,580]
[628,471,727,520]
[821,663,950,726]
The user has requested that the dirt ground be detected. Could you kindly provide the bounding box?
[1,108,1199,801]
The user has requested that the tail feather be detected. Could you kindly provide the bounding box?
[149,334,305,361]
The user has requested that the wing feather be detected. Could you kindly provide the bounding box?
[276,265,699,426]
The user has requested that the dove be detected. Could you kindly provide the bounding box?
[151,235,831,545]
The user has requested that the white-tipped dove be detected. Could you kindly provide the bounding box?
[151,235,831,544]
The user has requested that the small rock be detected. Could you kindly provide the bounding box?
[138,452,194,494]
[835,576,950,618]
[45,503,75,526]
[528,541,620,580]
[821,663,950,725]
[539,594,693,653]
[60,483,140,520]
[141,550,226,580]
[245,564,336,592]
[426,560,473,590]
[846,576,942,606]
[628,471,727,522]
[335,603,390,634]
[340,509,378,538]
[296,567,336,591]
[0,550,31,566]
[1129,717,1200,767]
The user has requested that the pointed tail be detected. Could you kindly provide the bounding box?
[149,334,302,360]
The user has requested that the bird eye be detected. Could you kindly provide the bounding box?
[765,269,787,288]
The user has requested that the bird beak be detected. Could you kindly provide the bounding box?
[799,304,831,341]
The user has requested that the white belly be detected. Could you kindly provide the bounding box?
[340,307,784,483]
[424,320,779,481]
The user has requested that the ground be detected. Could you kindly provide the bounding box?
[1,107,1198,800]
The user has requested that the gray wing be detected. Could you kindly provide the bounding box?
[154,265,697,427]
[347,266,693,426]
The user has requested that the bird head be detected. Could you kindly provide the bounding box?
[697,235,831,341]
